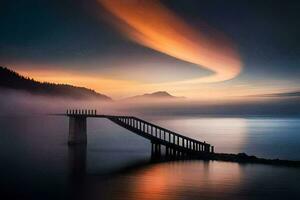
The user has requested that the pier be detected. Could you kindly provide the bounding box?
[61,109,300,167]
[65,109,214,158]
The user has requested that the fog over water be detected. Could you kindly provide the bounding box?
[1,0,300,199]
[1,89,299,117]
[1,89,300,199]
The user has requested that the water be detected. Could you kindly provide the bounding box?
[0,115,299,199]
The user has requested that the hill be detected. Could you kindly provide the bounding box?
[0,66,112,101]
[125,91,185,101]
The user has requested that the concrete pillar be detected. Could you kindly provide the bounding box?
[68,116,87,145]
[68,144,87,177]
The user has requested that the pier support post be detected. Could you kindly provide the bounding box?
[68,144,87,177]
[151,142,161,157]
[68,116,87,145]
[166,146,170,156]
[204,144,210,153]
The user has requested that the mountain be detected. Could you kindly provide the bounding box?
[0,66,112,101]
[125,91,185,101]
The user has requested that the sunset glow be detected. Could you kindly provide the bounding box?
[1,1,300,200]
[14,66,294,100]
[99,0,242,84]
[2,0,298,101]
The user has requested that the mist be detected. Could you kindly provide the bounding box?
[1,88,299,118]
[0,88,114,116]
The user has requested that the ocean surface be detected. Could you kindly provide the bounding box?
[0,115,299,199]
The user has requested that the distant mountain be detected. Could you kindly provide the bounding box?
[0,66,112,101]
[125,91,185,101]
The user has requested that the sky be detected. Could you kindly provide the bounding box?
[0,0,299,99]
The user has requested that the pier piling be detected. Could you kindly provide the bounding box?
[68,112,87,145]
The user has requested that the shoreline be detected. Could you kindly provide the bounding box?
[150,152,300,168]
[210,152,300,167]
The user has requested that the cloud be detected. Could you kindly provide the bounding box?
[98,0,242,84]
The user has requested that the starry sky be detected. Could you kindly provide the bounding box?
[1,0,299,99]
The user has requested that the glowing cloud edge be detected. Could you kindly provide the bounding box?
[98,0,243,84]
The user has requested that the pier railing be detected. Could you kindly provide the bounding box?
[65,109,214,155]
[66,109,97,115]
[109,116,214,154]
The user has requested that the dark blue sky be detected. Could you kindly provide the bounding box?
[1,0,299,98]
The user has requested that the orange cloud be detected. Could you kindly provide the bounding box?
[98,0,242,83]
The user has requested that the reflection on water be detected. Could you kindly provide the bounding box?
[89,160,300,200]
[119,161,241,200]
[155,117,248,153]
[0,115,300,200]
[151,117,300,160]
[68,145,87,180]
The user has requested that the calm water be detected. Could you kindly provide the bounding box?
[0,115,299,199]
